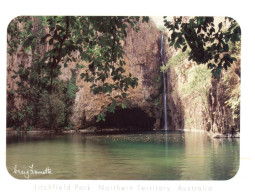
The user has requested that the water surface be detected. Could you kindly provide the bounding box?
[6,130,239,180]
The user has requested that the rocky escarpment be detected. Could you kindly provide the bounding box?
[7,17,240,136]
[7,18,164,130]
[70,20,163,129]
[163,47,240,136]
[161,17,240,137]
[207,61,240,137]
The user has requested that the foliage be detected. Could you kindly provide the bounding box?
[181,65,211,99]
[7,105,34,131]
[166,51,212,121]
[66,76,77,100]
[65,70,78,103]
[162,50,189,73]
[63,72,78,127]
[163,16,241,77]
[37,92,66,129]
[225,84,240,119]
[229,40,241,58]
[227,43,241,115]
[7,16,150,125]
[154,98,159,107]
[7,78,77,131]
[7,16,32,55]
[223,63,240,120]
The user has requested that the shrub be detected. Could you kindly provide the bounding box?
[38,92,66,130]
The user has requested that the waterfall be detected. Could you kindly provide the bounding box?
[160,34,168,131]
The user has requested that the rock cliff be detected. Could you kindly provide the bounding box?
[7,18,164,130]
[70,20,163,129]
[164,47,240,136]
[7,16,240,136]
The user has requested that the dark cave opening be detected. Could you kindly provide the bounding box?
[97,107,156,130]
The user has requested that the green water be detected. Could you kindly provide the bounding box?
[6,130,239,180]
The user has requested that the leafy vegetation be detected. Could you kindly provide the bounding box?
[224,41,240,121]
[7,16,240,132]
[7,16,149,129]
[37,92,66,130]
[163,17,241,130]
[162,50,190,74]
[181,65,212,119]
[165,48,212,122]
[163,16,241,77]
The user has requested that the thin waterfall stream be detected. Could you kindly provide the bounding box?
[160,34,168,130]
[160,34,168,169]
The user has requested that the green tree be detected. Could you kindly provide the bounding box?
[37,92,66,130]
[163,16,241,77]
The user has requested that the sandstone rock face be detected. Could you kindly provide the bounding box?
[207,62,240,135]
[7,17,240,135]
[7,18,163,130]
[63,20,163,129]
[164,49,240,135]
[165,58,207,130]
[7,47,32,109]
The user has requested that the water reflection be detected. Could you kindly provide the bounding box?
[6,131,239,180]
[183,131,212,179]
[210,138,240,180]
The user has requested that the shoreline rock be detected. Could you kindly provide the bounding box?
[210,132,240,138]
[6,127,240,139]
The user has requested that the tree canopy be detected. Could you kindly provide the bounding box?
[163,16,241,77]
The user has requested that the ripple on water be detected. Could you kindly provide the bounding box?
[6,131,239,180]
